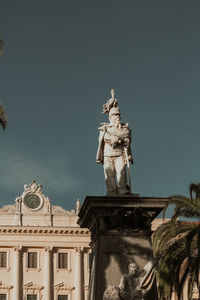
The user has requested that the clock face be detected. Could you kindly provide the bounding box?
[24,194,41,210]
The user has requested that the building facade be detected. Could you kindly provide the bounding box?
[0,181,90,300]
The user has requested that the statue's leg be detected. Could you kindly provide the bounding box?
[115,156,129,194]
[104,156,117,195]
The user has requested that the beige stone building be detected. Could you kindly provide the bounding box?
[0,181,90,300]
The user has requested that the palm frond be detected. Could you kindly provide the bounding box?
[0,103,7,130]
[153,190,200,300]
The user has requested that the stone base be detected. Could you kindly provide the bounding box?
[78,195,169,300]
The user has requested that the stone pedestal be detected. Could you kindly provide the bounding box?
[78,195,169,300]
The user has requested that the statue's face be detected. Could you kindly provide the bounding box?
[109,113,120,124]
[128,263,138,275]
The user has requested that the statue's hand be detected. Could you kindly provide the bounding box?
[128,155,134,164]
[96,159,103,164]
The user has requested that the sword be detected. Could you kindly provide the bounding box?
[124,147,131,190]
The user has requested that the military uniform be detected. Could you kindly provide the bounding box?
[96,122,133,195]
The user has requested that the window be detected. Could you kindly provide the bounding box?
[58,253,68,269]
[27,295,37,300]
[28,252,37,268]
[0,252,6,268]
[58,296,68,300]
[0,295,6,300]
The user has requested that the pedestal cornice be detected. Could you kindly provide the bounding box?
[78,195,170,229]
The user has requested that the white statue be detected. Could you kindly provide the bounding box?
[96,89,133,195]
[119,263,145,299]
[76,198,81,214]
[103,261,155,300]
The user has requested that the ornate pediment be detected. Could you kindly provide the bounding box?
[23,282,44,291]
[0,281,13,289]
[54,282,74,291]
[0,205,15,213]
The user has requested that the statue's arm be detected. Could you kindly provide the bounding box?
[119,275,126,290]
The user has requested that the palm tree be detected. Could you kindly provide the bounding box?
[153,187,200,300]
[0,37,7,130]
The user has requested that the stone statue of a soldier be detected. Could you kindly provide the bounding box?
[96,89,133,195]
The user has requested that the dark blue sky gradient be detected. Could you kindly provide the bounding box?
[0,1,200,212]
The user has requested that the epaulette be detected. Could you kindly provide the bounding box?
[98,122,109,130]
[121,123,129,128]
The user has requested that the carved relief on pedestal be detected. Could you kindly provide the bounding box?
[103,208,152,235]
[103,261,155,300]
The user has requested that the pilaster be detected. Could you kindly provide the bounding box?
[74,247,84,300]
[44,246,52,300]
[13,246,21,300]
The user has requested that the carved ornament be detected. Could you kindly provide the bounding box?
[54,282,75,291]
[74,247,84,254]
[0,227,90,235]
[0,205,15,213]
[23,282,44,291]
[13,245,22,252]
[52,205,75,215]
[103,208,152,235]
[0,281,13,290]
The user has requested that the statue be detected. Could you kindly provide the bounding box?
[96,89,133,195]
[76,198,81,214]
[103,261,155,300]
[119,262,145,299]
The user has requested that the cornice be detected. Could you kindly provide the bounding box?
[0,226,90,236]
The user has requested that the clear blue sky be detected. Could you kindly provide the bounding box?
[0,0,200,211]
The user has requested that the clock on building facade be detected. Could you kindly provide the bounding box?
[24,194,42,210]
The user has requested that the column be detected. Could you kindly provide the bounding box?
[13,246,21,300]
[74,247,84,300]
[44,247,52,300]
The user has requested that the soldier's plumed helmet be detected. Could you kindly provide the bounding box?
[109,106,120,116]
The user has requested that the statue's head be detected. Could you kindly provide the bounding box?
[109,106,121,124]
[128,262,138,275]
